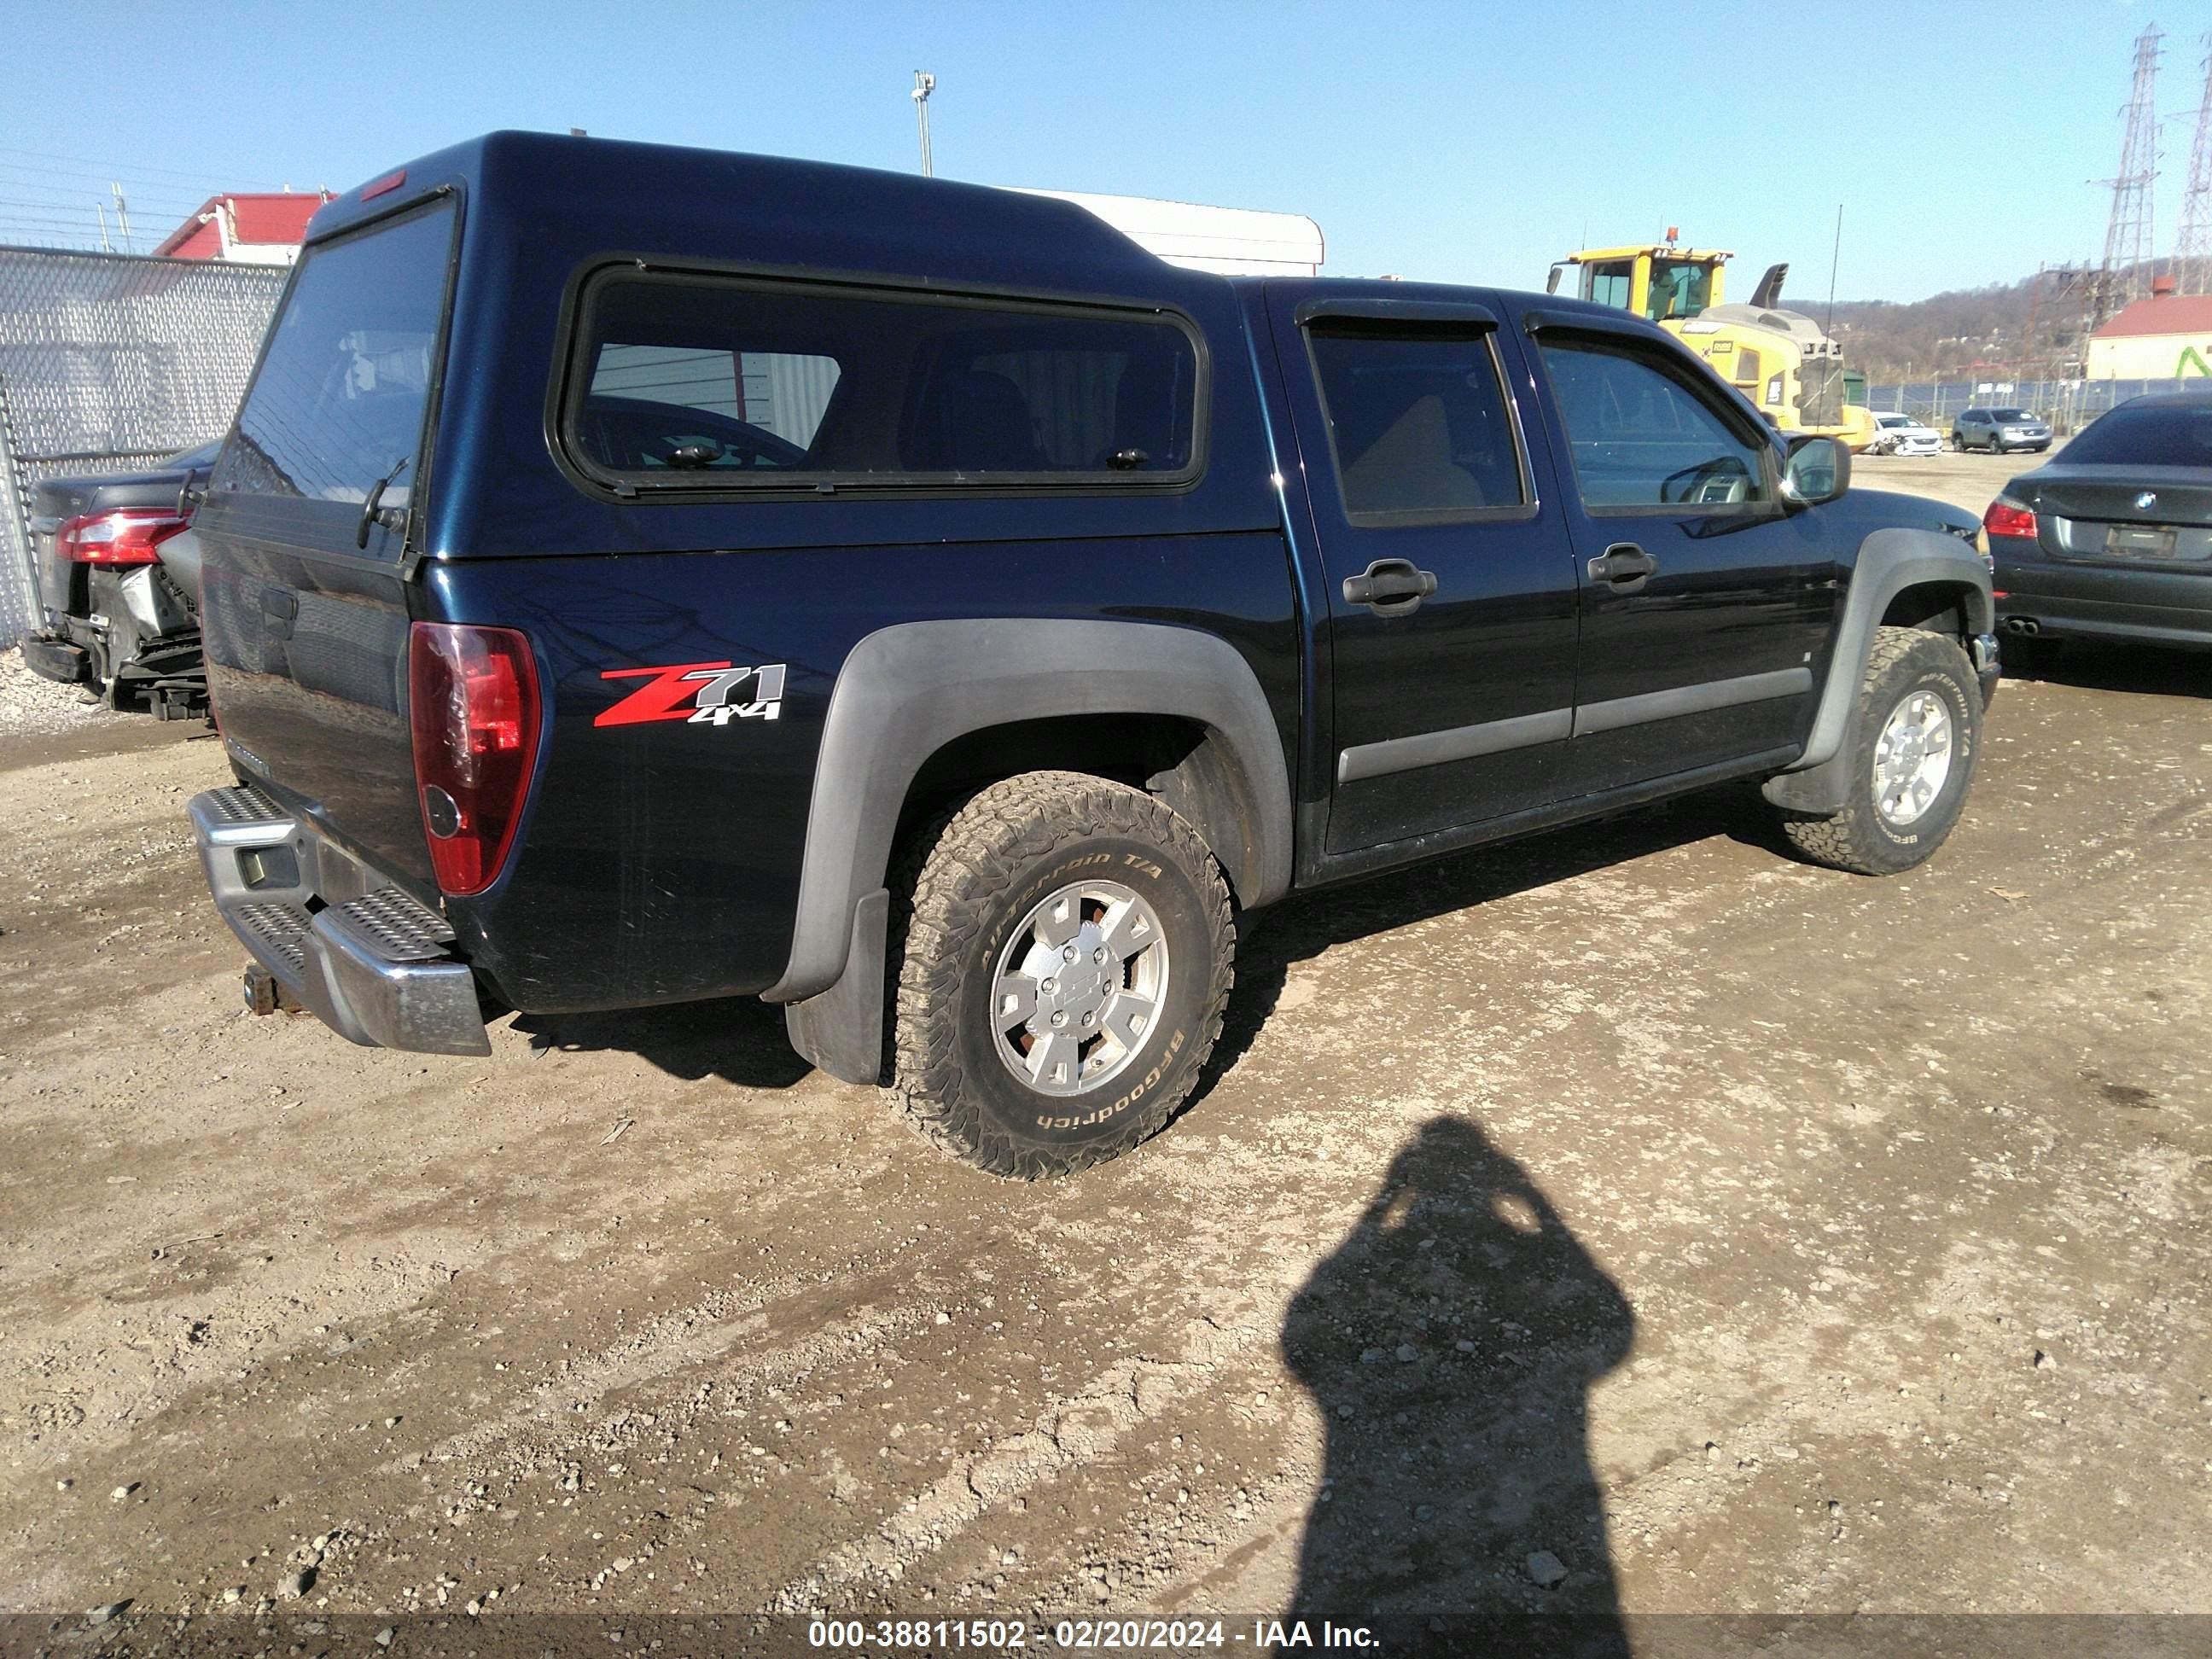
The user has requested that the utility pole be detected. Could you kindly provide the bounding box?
[1825,202,1842,335]
[2175,34,2212,294]
[911,72,936,178]
[94,201,113,253]
[2094,25,2163,328]
[110,183,132,253]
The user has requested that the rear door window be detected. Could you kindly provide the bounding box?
[214,200,455,552]
[562,271,1203,492]
[1306,325,1528,521]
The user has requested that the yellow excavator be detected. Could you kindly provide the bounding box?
[1548,234,1877,451]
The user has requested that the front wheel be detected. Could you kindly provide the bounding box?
[884,771,1234,1179]
[1779,626,1982,876]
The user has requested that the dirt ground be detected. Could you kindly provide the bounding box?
[3,449,2209,1654]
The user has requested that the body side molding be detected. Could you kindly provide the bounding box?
[1337,707,1571,785]
[1336,665,1813,788]
[1574,666,1813,736]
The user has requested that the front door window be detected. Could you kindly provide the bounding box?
[1538,337,1771,509]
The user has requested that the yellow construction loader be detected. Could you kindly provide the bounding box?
[1549,236,1877,451]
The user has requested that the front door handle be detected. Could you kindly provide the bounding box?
[1587,542,1658,593]
[1342,558,1439,614]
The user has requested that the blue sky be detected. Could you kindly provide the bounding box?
[0,0,2189,300]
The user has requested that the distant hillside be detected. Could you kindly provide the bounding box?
[1825,281,2039,381]
[1819,260,2170,382]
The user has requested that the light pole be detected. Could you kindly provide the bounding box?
[911,72,936,178]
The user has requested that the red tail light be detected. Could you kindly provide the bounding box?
[408,622,541,897]
[58,508,189,566]
[1982,498,2038,541]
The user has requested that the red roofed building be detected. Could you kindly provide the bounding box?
[2087,276,2212,380]
[154,192,333,265]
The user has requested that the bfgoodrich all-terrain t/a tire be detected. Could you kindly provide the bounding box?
[885,771,1235,1179]
[1781,626,1982,876]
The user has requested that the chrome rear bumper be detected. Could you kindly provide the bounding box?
[189,784,491,1057]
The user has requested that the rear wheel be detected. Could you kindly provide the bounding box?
[884,771,1234,1179]
[1779,627,1982,876]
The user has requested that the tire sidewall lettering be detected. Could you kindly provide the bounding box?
[1032,1027,1187,1131]
[1013,846,1169,917]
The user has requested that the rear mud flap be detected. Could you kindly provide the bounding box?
[782,888,890,1086]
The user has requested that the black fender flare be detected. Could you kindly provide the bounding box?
[1762,527,1994,815]
[771,619,1293,1081]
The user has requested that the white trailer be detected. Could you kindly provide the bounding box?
[1011,188,1324,276]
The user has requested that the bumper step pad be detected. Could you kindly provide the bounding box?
[201,782,286,824]
[233,900,311,976]
[335,886,456,962]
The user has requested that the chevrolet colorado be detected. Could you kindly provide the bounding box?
[189,133,1998,1178]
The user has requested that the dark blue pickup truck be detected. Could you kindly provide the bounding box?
[188,132,1997,1178]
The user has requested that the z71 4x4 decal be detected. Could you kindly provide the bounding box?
[594,661,788,727]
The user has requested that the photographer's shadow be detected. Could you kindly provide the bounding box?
[1283,1117,1635,1650]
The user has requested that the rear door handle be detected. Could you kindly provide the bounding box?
[1342,558,1439,614]
[1587,542,1658,593]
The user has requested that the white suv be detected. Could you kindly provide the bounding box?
[1868,410,1942,457]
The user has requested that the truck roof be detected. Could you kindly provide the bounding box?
[306,131,1216,303]
[308,132,1605,322]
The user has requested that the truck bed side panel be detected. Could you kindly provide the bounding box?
[431,532,1299,1012]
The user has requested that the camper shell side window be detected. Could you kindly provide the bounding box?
[554,266,1209,498]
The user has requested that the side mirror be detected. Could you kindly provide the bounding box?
[1546,263,1565,295]
[1780,434,1849,507]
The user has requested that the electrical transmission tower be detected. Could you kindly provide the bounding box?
[2095,23,2163,328]
[2177,35,2212,294]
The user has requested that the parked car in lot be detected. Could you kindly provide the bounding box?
[1868,410,1943,457]
[20,440,218,717]
[1985,388,2212,655]
[1952,406,2052,454]
[186,132,1998,1179]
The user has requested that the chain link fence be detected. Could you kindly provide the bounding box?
[1862,377,2195,434]
[0,247,287,645]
